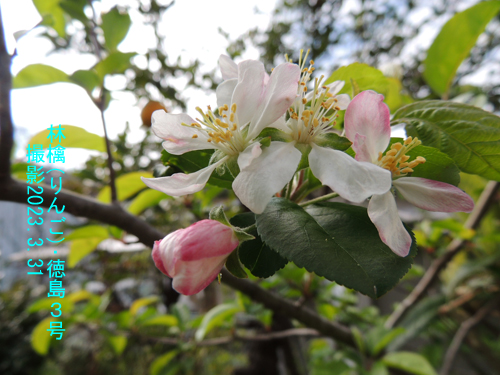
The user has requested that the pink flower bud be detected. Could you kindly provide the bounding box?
[152,219,239,295]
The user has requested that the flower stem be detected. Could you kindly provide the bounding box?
[299,192,339,207]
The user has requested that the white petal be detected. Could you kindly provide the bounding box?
[216,79,237,108]
[141,158,226,196]
[267,115,289,132]
[237,142,262,171]
[233,142,301,214]
[325,81,345,96]
[368,191,412,257]
[335,94,351,110]
[308,144,392,203]
[151,111,215,155]
[394,177,474,213]
[219,54,238,80]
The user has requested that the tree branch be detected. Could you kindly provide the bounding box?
[440,297,499,375]
[386,180,500,329]
[0,6,14,182]
[0,177,355,347]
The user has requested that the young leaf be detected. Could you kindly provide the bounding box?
[424,1,500,96]
[27,124,106,152]
[68,237,106,267]
[98,171,153,203]
[194,303,243,341]
[230,213,288,278]
[130,296,159,317]
[140,315,178,327]
[256,199,416,298]
[13,64,70,89]
[94,52,136,80]
[382,352,438,375]
[128,189,170,215]
[150,350,179,375]
[31,317,56,355]
[225,250,248,279]
[107,335,127,355]
[391,101,500,181]
[70,70,101,93]
[33,0,66,37]
[101,7,132,51]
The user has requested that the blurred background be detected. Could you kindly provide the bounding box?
[1,0,500,374]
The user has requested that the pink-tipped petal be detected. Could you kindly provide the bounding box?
[151,111,215,154]
[219,54,238,80]
[233,141,301,214]
[153,219,239,295]
[308,144,392,203]
[368,191,412,257]
[394,177,475,213]
[344,90,391,163]
[141,158,225,196]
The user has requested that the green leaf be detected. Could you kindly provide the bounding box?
[230,213,288,278]
[391,101,500,181]
[70,70,101,93]
[325,63,404,111]
[130,296,159,316]
[59,0,88,23]
[161,149,233,189]
[27,124,106,152]
[225,250,248,279]
[101,7,132,51]
[94,52,136,80]
[382,352,437,375]
[13,64,70,89]
[314,133,352,151]
[424,1,500,96]
[31,317,56,355]
[28,297,74,314]
[65,225,109,241]
[150,351,179,375]
[98,171,153,203]
[256,199,417,298]
[33,0,66,37]
[128,189,170,215]
[258,128,292,142]
[140,315,178,327]
[107,335,127,355]
[366,326,406,356]
[195,303,243,341]
[68,237,106,267]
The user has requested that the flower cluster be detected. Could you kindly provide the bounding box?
[145,52,474,295]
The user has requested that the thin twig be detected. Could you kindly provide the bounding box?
[0,7,14,181]
[385,180,500,329]
[440,298,499,375]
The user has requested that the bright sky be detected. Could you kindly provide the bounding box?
[1,0,278,167]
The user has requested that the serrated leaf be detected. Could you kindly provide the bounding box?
[70,70,101,92]
[140,315,178,327]
[107,335,127,355]
[27,124,106,152]
[128,189,170,215]
[256,199,417,298]
[391,101,500,181]
[94,52,136,80]
[382,352,437,375]
[68,237,106,267]
[130,296,159,316]
[150,351,179,375]
[13,64,70,89]
[195,303,243,341]
[33,0,66,37]
[98,171,153,203]
[424,1,500,96]
[101,7,131,51]
[230,213,287,278]
[161,149,233,189]
[31,317,56,355]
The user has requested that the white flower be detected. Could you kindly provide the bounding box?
[232,51,392,213]
[344,90,475,257]
[142,59,300,207]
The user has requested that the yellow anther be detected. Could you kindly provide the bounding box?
[386,149,398,157]
[378,152,383,161]
[231,103,237,113]
[400,155,410,162]
[310,59,314,65]
[309,68,315,72]
[302,98,307,104]
[232,124,237,131]
[192,134,198,139]
[392,143,403,151]
[208,105,212,111]
[207,139,212,142]
[401,167,414,174]
[404,137,413,145]
[229,113,235,123]
[334,106,341,111]
[303,86,307,92]
[313,118,319,127]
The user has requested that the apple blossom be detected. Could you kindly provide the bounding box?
[232,50,392,213]
[142,58,300,203]
[344,90,475,257]
[152,219,239,296]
